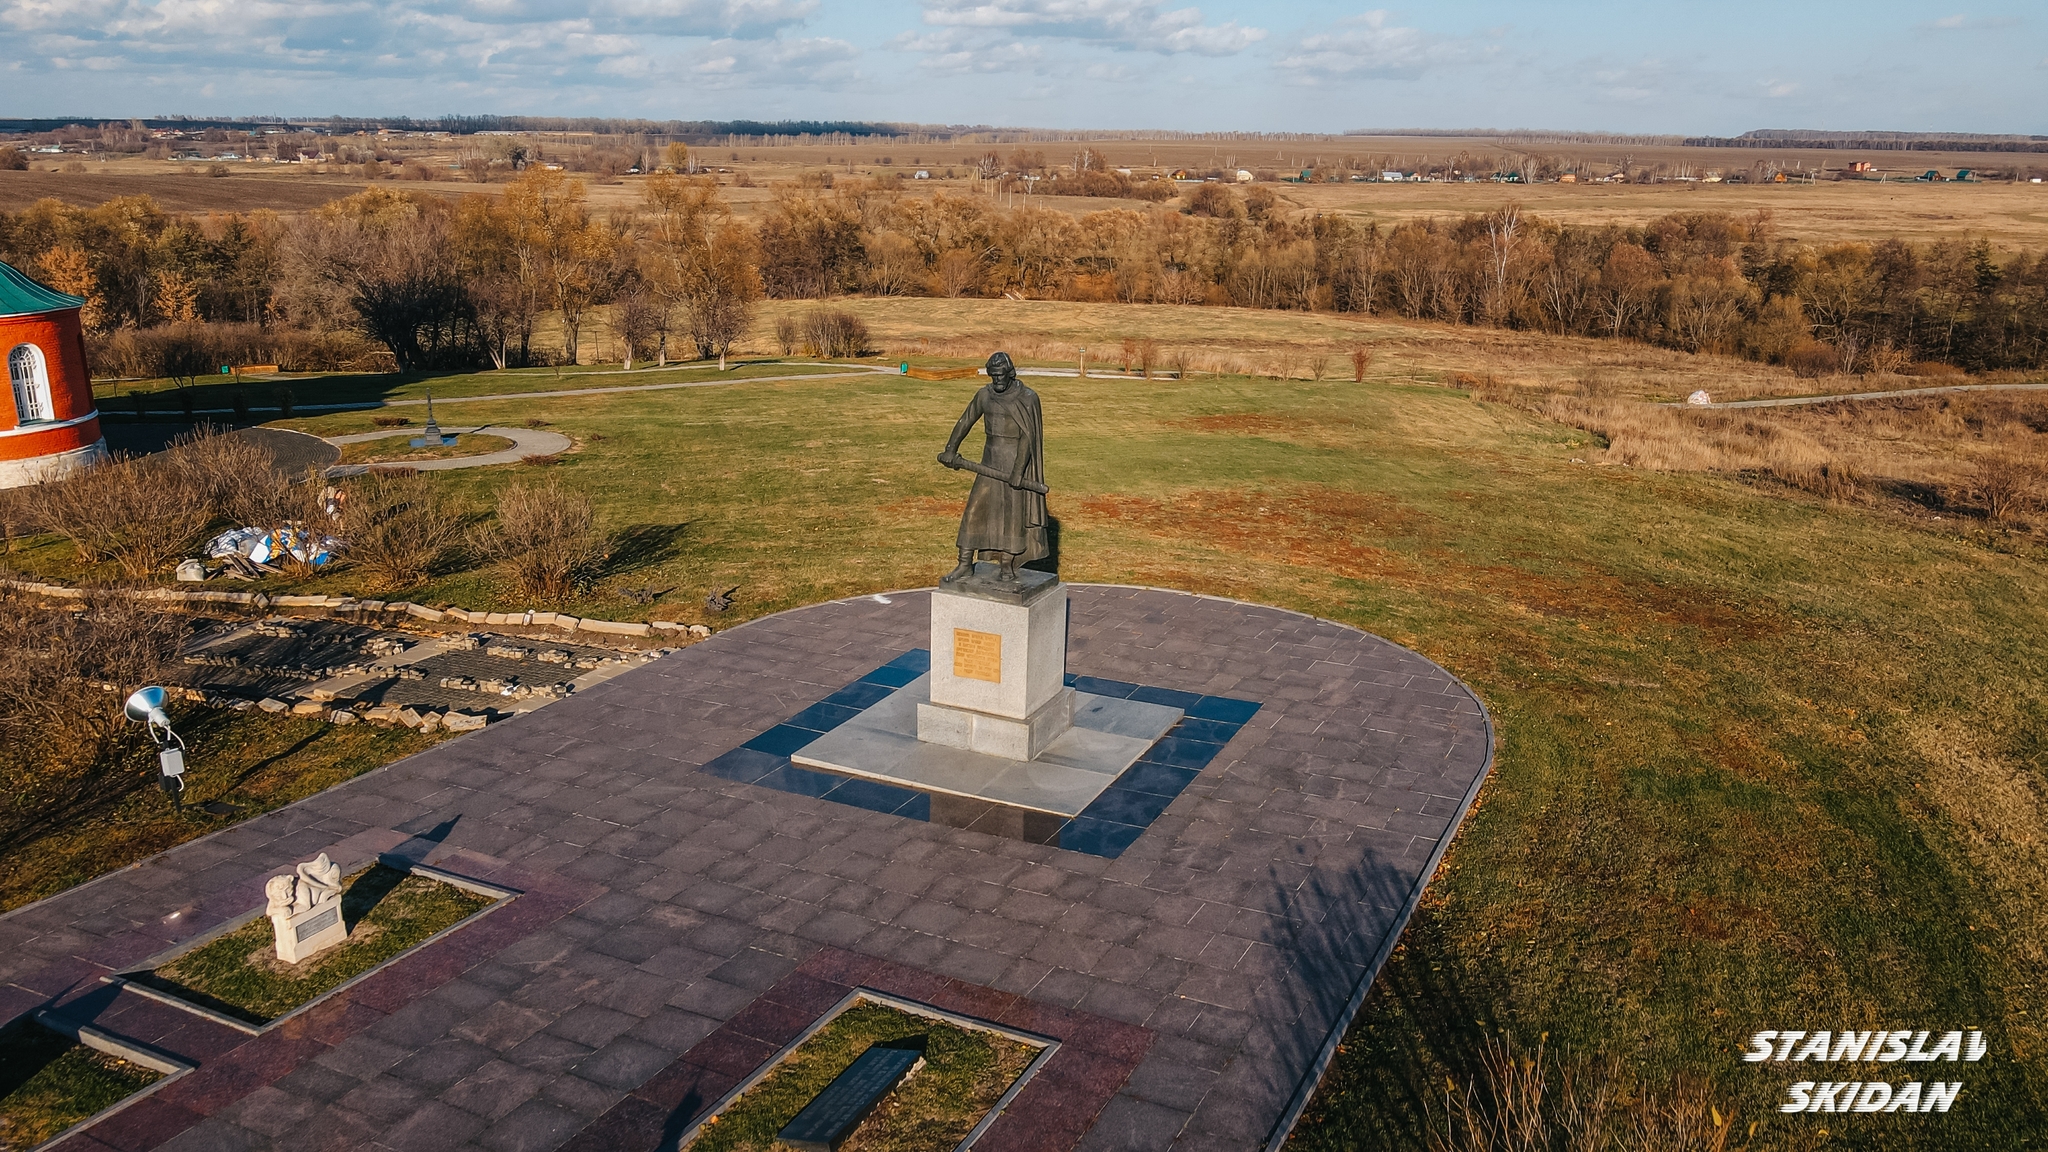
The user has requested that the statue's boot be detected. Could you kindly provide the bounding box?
[941,551,976,583]
[996,555,1020,583]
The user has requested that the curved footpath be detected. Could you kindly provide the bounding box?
[323,424,574,475]
[0,584,1492,1152]
[1680,379,2048,410]
[145,364,897,419]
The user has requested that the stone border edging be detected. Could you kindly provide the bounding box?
[0,577,712,642]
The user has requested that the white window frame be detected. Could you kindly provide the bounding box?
[9,343,54,426]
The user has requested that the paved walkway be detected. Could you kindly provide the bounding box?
[0,586,1492,1152]
[324,425,575,475]
[1683,380,2048,409]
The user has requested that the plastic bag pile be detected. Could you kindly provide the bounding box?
[206,525,342,568]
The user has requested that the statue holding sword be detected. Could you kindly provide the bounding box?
[937,352,1050,584]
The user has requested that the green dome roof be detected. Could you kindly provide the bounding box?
[0,260,86,319]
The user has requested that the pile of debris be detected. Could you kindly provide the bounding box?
[164,615,667,732]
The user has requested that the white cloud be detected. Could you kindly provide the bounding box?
[0,0,852,99]
[1760,78,1799,98]
[1279,9,1479,81]
[1921,13,2020,30]
[916,0,1263,56]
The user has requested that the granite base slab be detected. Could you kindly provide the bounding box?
[793,674,1182,817]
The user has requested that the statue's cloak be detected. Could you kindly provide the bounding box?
[947,382,1048,560]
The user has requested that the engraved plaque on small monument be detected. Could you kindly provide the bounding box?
[953,628,1003,683]
[265,852,347,963]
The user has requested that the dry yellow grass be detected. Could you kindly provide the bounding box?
[745,295,1861,402]
[13,138,2048,251]
[541,293,2047,524]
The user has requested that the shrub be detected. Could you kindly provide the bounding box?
[775,315,799,355]
[0,591,184,853]
[1902,360,1967,378]
[1351,346,1373,382]
[474,480,603,600]
[20,448,211,579]
[91,323,384,381]
[800,309,870,357]
[339,471,465,590]
[1785,341,1840,379]
[1970,452,2036,522]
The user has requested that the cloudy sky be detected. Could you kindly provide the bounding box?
[3,0,2043,134]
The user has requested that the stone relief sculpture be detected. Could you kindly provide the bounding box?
[266,852,347,962]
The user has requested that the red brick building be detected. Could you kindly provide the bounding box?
[0,260,106,488]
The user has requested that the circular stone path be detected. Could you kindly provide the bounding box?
[0,585,1491,1152]
[322,423,574,475]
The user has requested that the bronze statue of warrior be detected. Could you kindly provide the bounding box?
[938,352,1049,583]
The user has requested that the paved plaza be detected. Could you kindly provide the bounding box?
[0,585,1491,1152]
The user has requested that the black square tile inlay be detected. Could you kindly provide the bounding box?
[695,650,1259,858]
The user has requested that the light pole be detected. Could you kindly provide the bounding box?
[124,686,187,805]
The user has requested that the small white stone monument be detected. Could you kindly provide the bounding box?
[916,567,1074,760]
[265,853,347,963]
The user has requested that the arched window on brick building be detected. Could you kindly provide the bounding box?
[9,343,52,425]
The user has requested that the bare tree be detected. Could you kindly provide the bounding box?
[504,168,615,365]
[1597,242,1663,338]
[1480,204,1521,326]
[292,190,473,372]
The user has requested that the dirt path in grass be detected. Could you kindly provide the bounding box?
[1689,380,2048,409]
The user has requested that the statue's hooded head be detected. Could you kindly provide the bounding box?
[985,351,1018,391]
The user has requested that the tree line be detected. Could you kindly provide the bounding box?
[3,172,2045,377]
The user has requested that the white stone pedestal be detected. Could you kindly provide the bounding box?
[272,898,346,963]
[917,566,1073,760]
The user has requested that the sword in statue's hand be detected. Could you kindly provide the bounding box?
[938,450,1049,495]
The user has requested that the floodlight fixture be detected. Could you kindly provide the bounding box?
[124,685,188,801]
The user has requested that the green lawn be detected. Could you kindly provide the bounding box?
[14,353,2048,1147]
[143,865,496,1023]
[0,712,439,913]
[686,999,1039,1152]
[0,1019,162,1150]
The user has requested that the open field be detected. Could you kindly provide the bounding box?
[6,295,2046,1147]
[10,139,2048,251]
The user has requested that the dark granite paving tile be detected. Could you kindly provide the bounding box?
[739,724,823,757]
[1059,818,1147,859]
[1128,685,1203,710]
[816,679,898,710]
[697,746,785,783]
[479,1099,589,1152]
[859,663,923,688]
[1186,695,1263,724]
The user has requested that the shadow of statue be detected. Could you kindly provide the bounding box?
[1023,511,1061,576]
